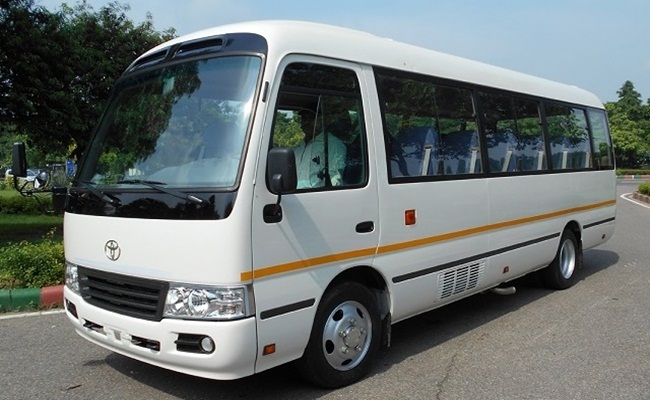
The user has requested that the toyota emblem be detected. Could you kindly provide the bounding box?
[105,240,121,261]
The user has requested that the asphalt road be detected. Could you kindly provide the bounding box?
[1,181,648,400]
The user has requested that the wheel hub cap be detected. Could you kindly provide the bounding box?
[322,301,372,371]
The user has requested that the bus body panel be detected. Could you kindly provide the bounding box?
[374,179,491,322]
[486,171,617,276]
[64,211,252,285]
[250,269,329,374]
[582,219,616,251]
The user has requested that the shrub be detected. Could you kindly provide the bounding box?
[639,182,650,196]
[0,229,65,289]
[617,169,650,176]
[0,192,52,214]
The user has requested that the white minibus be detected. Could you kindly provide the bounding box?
[54,21,615,388]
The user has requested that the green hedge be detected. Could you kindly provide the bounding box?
[617,169,650,176]
[639,182,650,196]
[0,192,52,214]
[0,229,65,289]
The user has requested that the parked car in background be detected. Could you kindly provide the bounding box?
[4,168,37,182]
[25,169,37,182]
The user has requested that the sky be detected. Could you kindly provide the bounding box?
[37,0,650,103]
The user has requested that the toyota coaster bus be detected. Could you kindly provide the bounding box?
[31,21,615,387]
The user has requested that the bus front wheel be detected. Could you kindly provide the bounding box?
[542,229,582,290]
[297,281,381,388]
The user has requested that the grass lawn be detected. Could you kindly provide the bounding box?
[0,213,63,246]
[0,190,63,246]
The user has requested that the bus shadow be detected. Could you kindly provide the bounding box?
[104,248,618,399]
[372,248,619,374]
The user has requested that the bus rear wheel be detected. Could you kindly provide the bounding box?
[297,281,380,388]
[541,229,582,290]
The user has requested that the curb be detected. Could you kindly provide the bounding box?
[632,192,650,205]
[0,285,64,311]
[617,175,650,181]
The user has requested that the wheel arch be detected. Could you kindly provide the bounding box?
[564,220,583,252]
[326,265,392,346]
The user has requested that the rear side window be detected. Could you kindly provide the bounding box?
[375,69,481,180]
[588,109,614,169]
[480,92,547,172]
[545,103,592,170]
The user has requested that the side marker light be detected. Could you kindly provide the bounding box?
[405,209,416,226]
[263,344,276,356]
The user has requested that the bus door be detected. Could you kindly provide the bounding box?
[251,58,379,372]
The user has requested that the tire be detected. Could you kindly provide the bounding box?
[541,229,582,290]
[297,281,381,388]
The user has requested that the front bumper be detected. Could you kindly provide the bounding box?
[64,287,258,380]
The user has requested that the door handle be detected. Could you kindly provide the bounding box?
[355,221,374,233]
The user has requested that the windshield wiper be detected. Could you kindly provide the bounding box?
[116,179,204,205]
[73,180,122,207]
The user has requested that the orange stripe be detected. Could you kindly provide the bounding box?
[241,199,615,281]
[241,247,376,280]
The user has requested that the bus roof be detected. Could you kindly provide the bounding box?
[141,20,604,109]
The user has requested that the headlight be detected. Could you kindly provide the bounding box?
[164,284,254,320]
[65,262,80,294]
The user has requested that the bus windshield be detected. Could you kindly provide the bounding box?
[78,55,262,189]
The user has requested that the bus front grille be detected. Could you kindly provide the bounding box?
[78,267,168,321]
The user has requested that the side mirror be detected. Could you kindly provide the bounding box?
[11,142,27,178]
[267,147,297,195]
[34,171,49,189]
[264,148,297,223]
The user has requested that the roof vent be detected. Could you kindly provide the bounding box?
[128,49,168,72]
[174,37,225,59]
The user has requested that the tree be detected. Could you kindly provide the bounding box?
[607,108,647,167]
[616,80,644,122]
[0,0,175,162]
[272,112,304,148]
[606,81,650,168]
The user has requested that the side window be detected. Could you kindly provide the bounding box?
[480,92,546,172]
[270,63,367,190]
[545,103,592,170]
[588,109,614,169]
[375,69,481,180]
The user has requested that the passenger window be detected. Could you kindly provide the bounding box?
[270,63,367,190]
[545,104,592,170]
[588,109,614,169]
[480,92,546,172]
[375,70,481,180]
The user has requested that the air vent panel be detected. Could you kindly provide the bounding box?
[438,260,485,300]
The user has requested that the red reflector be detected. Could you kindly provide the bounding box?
[405,209,416,225]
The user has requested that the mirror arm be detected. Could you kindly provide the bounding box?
[271,174,283,216]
